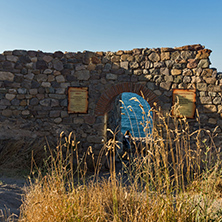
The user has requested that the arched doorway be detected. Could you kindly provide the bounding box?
[121,92,153,138]
[95,83,159,143]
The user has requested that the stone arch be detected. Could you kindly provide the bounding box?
[95,82,159,116]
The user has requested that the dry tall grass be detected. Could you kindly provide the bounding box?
[19,106,222,222]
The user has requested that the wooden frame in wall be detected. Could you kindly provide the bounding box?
[172,89,196,118]
[68,87,88,113]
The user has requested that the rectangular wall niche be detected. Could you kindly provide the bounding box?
[68,87,88,113]
[172,89,196,118]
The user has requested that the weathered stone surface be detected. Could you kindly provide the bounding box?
[198,59,210,68]
[22,110,30,115]
[30,98,39,106]
[56,75,65,83]
[75,70,90,80]
[17,88,27,94]
[5,94,16,101]
[40,99,51,106]
[43,55,53,63]
[197,83,207,91]
[161,52,170,61]
[182,68,192,76]
[53,60,64,71]
[148,52,160,62]
[87,135,103,143]
[164,75,173,82]
[120,61,128,69]
[2,110,12,117]
[171,69,182,76]
[0,45,221,156]
[50,110,60,118]
[213,97,221,105]
[134,69,142,75]
[200,97,212,104]
[106,73,117,80]
[187,59,198,69]
[181,51,194,60]
[160,82,171,90]
[36,60,48,69]
[37,74,47,82]
[0,72,14,81]
[195,49,212,59]
[91,56,101,64]
[183,76,191,83]
[6,55,18,62]
[54,117,62,124]
[203,105,217,113]
[201,68,213,77]
[41,82,51,87]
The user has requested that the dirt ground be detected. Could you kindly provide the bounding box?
[0,169,27,222]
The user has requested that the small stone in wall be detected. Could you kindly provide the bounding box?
[161,52,170,61]
[171,69,182,76]
[182,68,192,76]
[75,70,90,80]
[43,55,53,63]
[2,110,12,117]
[160,82,171,90]
[5,93,16,101]
[187,59,198,69]
[183,76,191,83]
[53,60,64,71]
[148,52,160,62]
[0,71,14,81]
[17,88,27,94]
[198,59,210,69]
[54,117,62,124]
[197,83,207,91]
[208,118,217,125]
[106,73,117,80]
[213,97,221,105]
[56,75,65,83]
[203,105,217,113]
[22,110,30,115]
[195,49,212,60]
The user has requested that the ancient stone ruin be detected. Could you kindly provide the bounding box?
[0,44,221,155]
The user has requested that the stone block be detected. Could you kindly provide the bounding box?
[55,75,65,83]
[120,61,128,69]
[197,83,207,91]
[106,73,117,80]
[213,97,221,105]
[148,52,160,62]
[2,110,12,117]
[50,110,60,118]
[22,110,30,115]
[5,94,16,101]
[54,117,62,124]
[200,97,212,104]
[75,70,90,80]
[203,105,217,113]
[40,98,51,106]
[17,88,27,94]
[198,59,210,68]
[41,82,51,87]
[160,52,170,61]
[0,72,14,81]
[171,69,182,76]
[53,60,64,71]
[160,82,171,90]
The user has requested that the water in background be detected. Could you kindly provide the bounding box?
[121,92,153,137]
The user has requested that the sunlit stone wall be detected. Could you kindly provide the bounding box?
[0,44,221,153]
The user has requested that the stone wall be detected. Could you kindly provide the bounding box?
[0,44,221,154]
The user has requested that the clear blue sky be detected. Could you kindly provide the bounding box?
[0,0,221,71]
